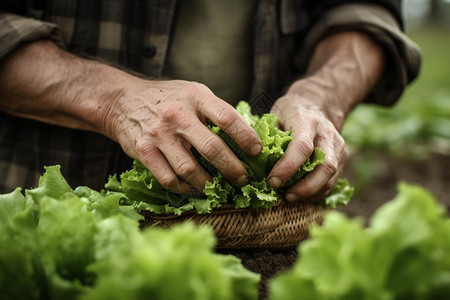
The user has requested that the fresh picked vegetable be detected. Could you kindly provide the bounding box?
[108,101,353,214]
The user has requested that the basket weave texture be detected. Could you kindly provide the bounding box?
[140,200,326,250]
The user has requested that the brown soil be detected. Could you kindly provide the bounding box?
[220,153,450,300]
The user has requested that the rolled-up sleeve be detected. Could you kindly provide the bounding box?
[298,3,421,106]
[0,10,64,59]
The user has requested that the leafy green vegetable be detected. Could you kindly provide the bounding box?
[318,178,354,208]
[0,166,259,300]
[0,188,40,300]
[269,183,450,300]
[109,101,352,214]
[342,28,450,158]
[83,221,259,300]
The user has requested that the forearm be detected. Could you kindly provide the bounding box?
[0,39,263,192]
[281,31,386,131]
[0,39,136,138]
[268,31,385,200]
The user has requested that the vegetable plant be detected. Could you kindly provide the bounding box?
[108,101,353,214]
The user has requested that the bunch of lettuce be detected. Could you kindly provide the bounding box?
[108,101,353,214]
[269,183,450,300]
[0,166,259,300]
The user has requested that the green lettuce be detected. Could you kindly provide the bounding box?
[83,221,259,300]
[110,101,351,214]
[0,166,259,300]
[269,183,450,300]
[0,188,40,300]
[319,178,354,208]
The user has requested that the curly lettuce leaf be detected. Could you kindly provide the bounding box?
[320,178,354,208]
[239,180,278,209]
[236,101,260,127]
[201,173,234,213]
[109,101,349,215]
[119,160,195,214]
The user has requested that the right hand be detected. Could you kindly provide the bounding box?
[100,80,263,194]
[0,40,262,194]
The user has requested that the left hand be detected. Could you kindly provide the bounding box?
[267,89,348,202]
[266,31,386,202]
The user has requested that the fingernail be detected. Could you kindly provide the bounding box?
[236,173,248,186]
[268,176,282,189]
[285,193,299,202]
[249,143,262,156]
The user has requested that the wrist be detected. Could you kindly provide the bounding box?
[72,61,142,139]
[284,78,347,130]
[0,39,141,138]
[281,31,385,130]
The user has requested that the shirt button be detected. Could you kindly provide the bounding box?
[143,44,157,58]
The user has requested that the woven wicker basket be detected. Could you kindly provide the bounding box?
[140,200,326,250]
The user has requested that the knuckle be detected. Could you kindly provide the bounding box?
[304,113,319,127]
[147,124,166,138]
[181,82,210,99]
[160,104,183,122]
[322,158,338,176]
[176,160,197,178]
[134,140,154,157]
[201,135,222,158]
[215,106,238,129]
[158,173,178,188]
[293,136,314,158]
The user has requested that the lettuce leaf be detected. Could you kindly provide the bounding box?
[0,166,260,300]
[110,101,348,215]
[83,221,260,300]
[269,183,450,300]
[0,188,40,300]
[319,178,354,208]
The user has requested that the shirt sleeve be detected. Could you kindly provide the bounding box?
[297,3,421,106]
[0,9,65,59]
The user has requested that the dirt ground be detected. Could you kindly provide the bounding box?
[220,152,450,300]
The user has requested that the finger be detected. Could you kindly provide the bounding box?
[197,97,262,157]
[159,138,212,190]
[286,171,341,203]
[266,126,316,189]
[284,136,347,201]
[139,147,194,195]
[179,119,248,186]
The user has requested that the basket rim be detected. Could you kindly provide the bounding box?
[140,199,325,220]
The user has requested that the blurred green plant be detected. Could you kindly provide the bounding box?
[269,183,450,300]
[342,26,450,158]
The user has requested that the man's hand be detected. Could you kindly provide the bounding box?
[267,31,386,201]
[103,79,263,194]
[0,40,262,194]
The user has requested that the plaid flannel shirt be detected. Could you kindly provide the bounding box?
[0,0,421,192]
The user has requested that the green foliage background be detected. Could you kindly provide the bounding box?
[342,26,450,157]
